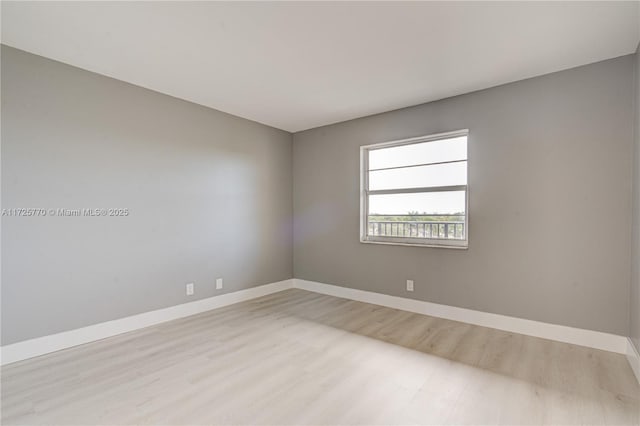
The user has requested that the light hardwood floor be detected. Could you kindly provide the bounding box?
[1,289,639,425]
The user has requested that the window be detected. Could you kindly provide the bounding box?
[360,129,468,248]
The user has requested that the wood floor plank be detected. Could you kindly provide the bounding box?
[2,288,638,425]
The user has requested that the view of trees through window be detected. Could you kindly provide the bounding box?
[367,213,465,240]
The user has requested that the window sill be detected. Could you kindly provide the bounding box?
[360,238,468,249]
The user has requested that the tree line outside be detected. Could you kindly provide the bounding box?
[368,210,464,223]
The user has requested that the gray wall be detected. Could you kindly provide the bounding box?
[293,55,635,336]
[1,46,293,345]
[3,44,636,345]
[631,43,640,351]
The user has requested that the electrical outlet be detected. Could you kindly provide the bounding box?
[216,278,223,290]
[406,280,414,292]
[186,282,195,296]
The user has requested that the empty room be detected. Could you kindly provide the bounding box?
[1,1,640,425]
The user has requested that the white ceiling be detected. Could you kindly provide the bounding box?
[2,1,639,132]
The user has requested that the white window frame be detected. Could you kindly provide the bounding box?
[360,129,469,249]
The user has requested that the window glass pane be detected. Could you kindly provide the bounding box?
[368,161,466,190]
[367,191,466,240]
[368,191,465,216]
[369,136,467,170]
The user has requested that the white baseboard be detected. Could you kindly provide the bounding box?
[0,279,294,366]
[627,338,640,385]
[293,279,628,354]
[2,278,631,366]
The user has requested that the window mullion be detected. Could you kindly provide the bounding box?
[368,159,467,172]
[368,185,466,196]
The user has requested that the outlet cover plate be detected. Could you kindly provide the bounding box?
[406,280,414,292]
